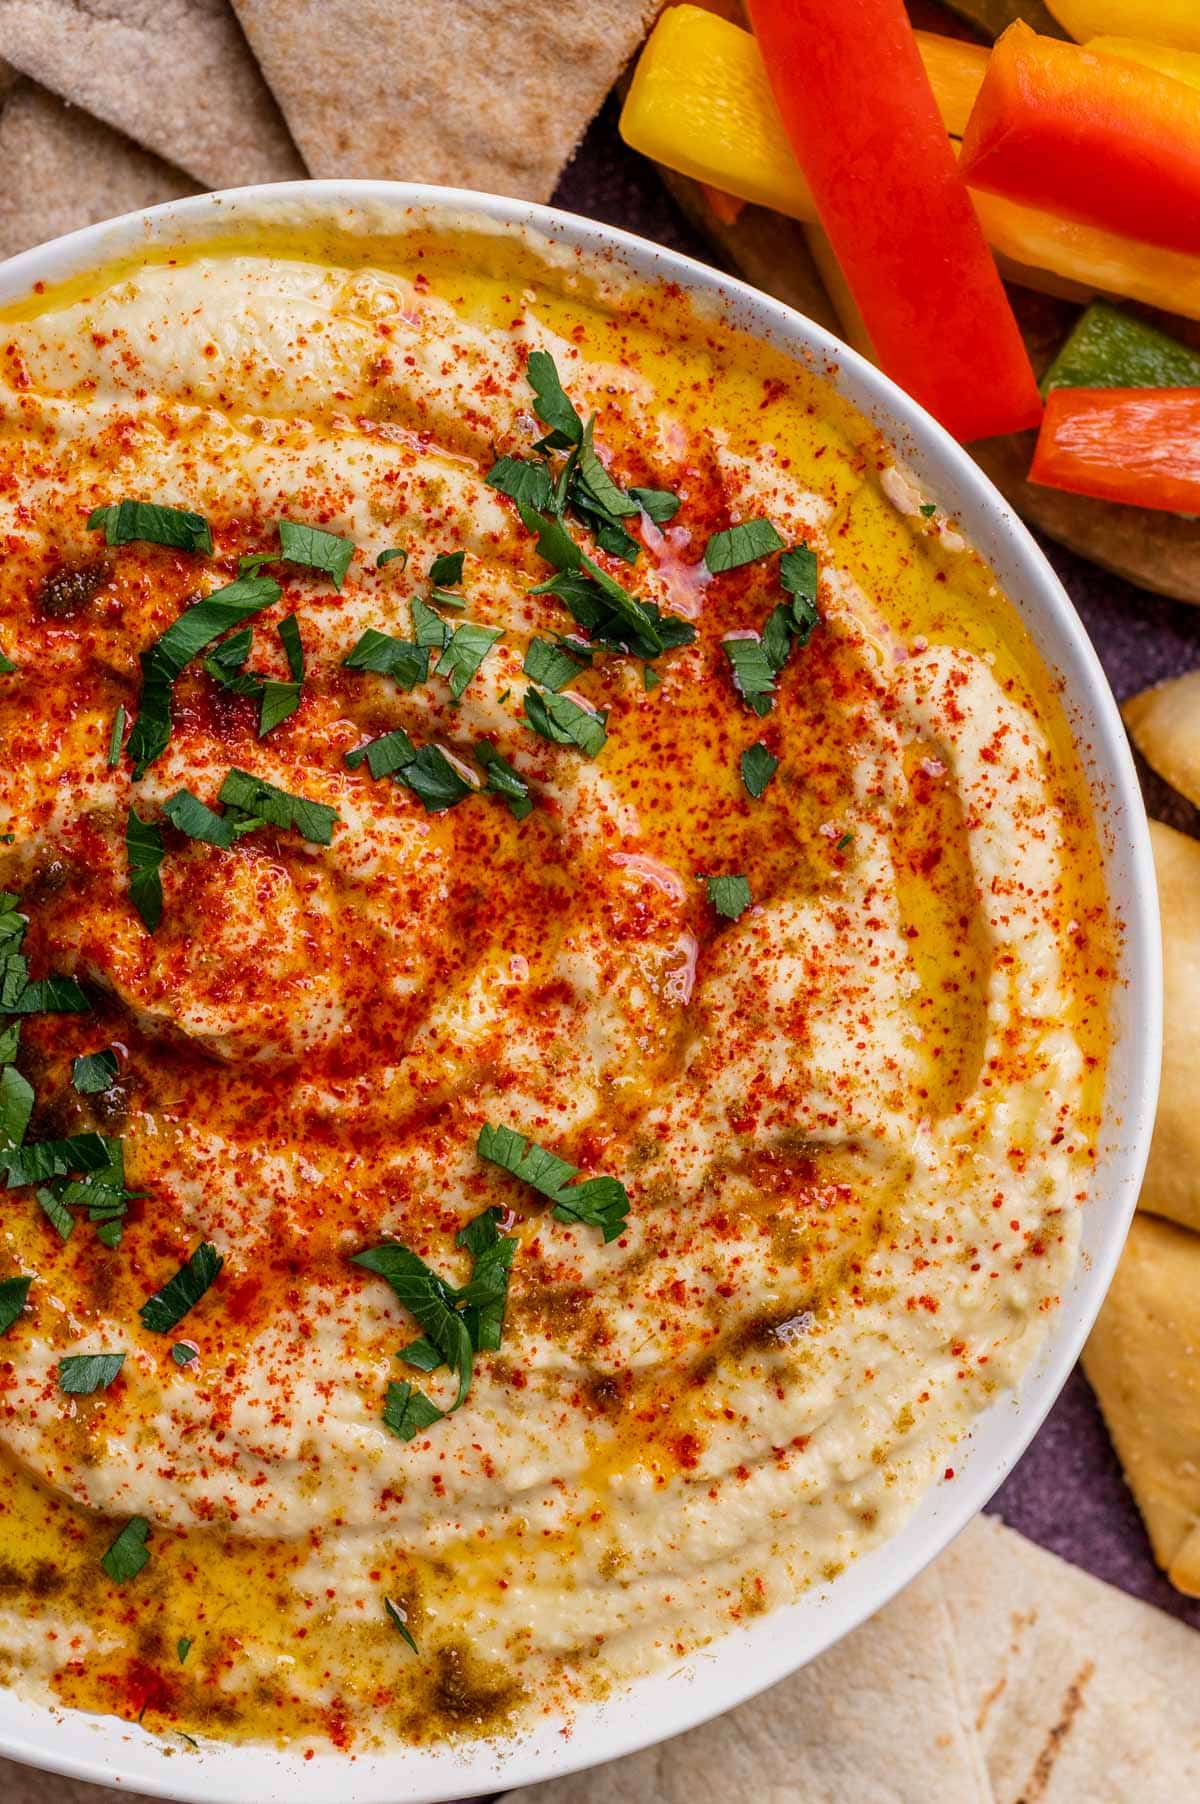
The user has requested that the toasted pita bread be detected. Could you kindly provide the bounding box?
[1083,1213,1200,1597]
[0,82,195,263]
[941,1511,1200,1798]
[1125,672,1200,814]
[0,0,303,189]
[1129,819,1200,1233]
[231,0,662,202]
[502,1550,991,1804]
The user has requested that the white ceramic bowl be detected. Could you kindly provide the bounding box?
[0,182,1161,1804]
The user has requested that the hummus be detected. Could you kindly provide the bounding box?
[0,215,1114,1750]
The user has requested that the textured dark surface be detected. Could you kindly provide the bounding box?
[553,103,1200,1630]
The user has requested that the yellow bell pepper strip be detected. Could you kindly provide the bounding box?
[742,0,1041,441]
[961,25,1200,256]
[1041,299,1200,392]
[1046,0,1200,50]
[621,5,1200,322]
[1030,386,1200,512]
[620,9,986,221]
[1088,35,1200,89]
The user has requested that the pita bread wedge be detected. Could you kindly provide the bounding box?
[1125,672,1200,815]
[0,0,303,189]
[941,1512,1200,1799]
[1083,1212,1200,1596]
[1121,817,1200,1233]
[502,1554,992,1804]
[231,0,662,202]
[0,82,196,263]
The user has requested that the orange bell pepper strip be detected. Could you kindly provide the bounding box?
[744,0,1041,443]
[961,24,1200,258]
[1030,387,1200,513]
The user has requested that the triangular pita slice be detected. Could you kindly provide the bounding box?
[0,0,304,188]
[0,83,196,263]
[1083,1211,1200,1596]
[232,0,663,202]
[941,1511,1200,1799]
[1125,671,1200,814]
[1133,819,1200,1232]
[502,1554,992,1804]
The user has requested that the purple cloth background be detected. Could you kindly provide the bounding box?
[552,104,1200,1633]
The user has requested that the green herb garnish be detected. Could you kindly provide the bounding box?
[217,769,338,846]
[722,637,777,718]
[527,349,584,449]
[171,1343,198,1367]
[126,808,165,933]
[0,1274,31,1335]
[384,1596,420,1654]
[429,551,465,588]
[399,746,475,813]
[59,1351,125,1394]
[343,629,430,690]
[740,743,778,799]
[476,1123,630,1243]
[107,705,126,768]
[139,1242,223,1334]
[88,501,212,556]
[383,1380,444,1442]
[702,874,752,921]
[630,487,680,525]
[353,1242,474,1411]
[704,519,785,574]
[476,742,532,821]
[523,687,607,757]
[376,547,408,570]
[485,456,554,511]
[101,1516,150,1583]
[523,637,588,692]
[127,575,280,776]
[435,621,503,701]
[345,728,419,780]
[177,1637,193,1662]
[72,1049,118,1095]
[278,520,354,589]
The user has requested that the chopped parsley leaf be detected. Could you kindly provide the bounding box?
[139,1242,224,1334]
[107,705,126,768]
[0,1274,31,1335]
[385,1596,420,1654]
[702,873,752,921]
[919,502,937,518]
[59,1351,125,1394]
[429,551,465,588]
[4,1130,112,1189]
[399,745,475,813]
[411,596,449,649]
[376,546,408,570]
[353,1242,474,1411]
[0,1062,33,1154]
[177,1637,193,1662]
[278,519,354,589]
[476,741,533,820]
[455,1207,517,1351]
[526,349,584,449]
[88,500,212,556]
[163,787,246,849]
[345,728,418,779]
[72,1049,118,1095]
[630,487,680,525]
[779,542,821,646]
[523,687,607,757]
[0,649,16,674]
[836,831,854,852]
[343,628,430,690]
[704,519,785,574]
[476,1122,630,1243]
[523,636,588,692]
[126,808,165,934]
[383,1379,444,1442]
[278,614,304,684]
[171,1343,198,1367]
[217,769,338,846]
[485,456,554,511]
[126,576,280,777]
[722,636,776,717]
[740,742,778,799]
[101,1515,150,1583]
[435,621,503,701]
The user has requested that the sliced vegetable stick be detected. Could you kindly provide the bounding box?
[1030,387,1200,513]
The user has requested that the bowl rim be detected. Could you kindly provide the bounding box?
[0,177,1162,1804]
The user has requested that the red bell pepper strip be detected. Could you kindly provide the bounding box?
[960,25,1200,260]
[1030,387,1200,515]
[744,0,1042,443]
